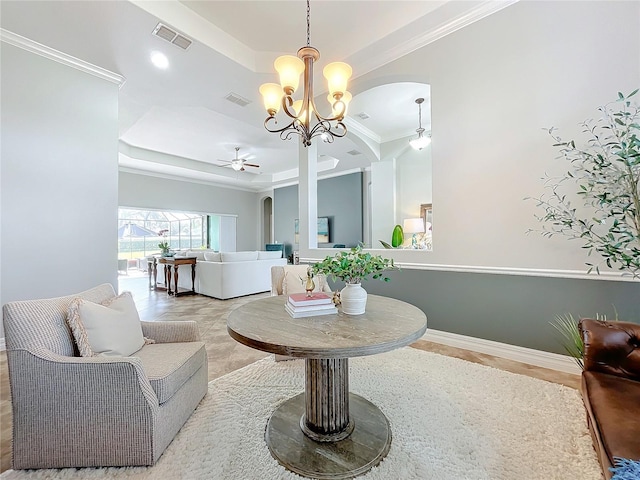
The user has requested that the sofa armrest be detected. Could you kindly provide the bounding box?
[140,320,201,343]
[579,319,640,381]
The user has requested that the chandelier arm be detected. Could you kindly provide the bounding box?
[281,95,299,120]
[264,116,299,135]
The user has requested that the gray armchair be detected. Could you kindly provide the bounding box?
[2,283,208,469]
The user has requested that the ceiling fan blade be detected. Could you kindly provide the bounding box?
[243,163,260,168]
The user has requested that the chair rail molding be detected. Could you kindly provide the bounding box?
[299,256,638,282]
[1,28,126,87]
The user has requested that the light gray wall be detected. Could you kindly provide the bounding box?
[118,172,261,251]
[274,173,363,258]
[327,0,640,272]
[1,44,119,317]
[300,1,640,353]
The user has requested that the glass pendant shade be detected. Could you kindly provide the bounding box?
[410,135,431,150]
[323,62,352,98]
[231,162,243,171]
[259,83,283,115]
[328,91,352,117]
[274,55,305,93]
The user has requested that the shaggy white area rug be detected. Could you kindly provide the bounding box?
[1,348,602,480]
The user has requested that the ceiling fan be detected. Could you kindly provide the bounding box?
[217,147,260,172]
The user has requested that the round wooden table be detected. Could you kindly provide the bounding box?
[227,294,427,479]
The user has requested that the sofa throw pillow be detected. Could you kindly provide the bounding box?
[283,269,328,296]
[186,250,207,260]
[204,251,221,262]
[66,291,145,357]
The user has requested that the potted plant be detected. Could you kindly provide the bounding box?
[158,241,171,257]
[530,90,639,365]
[531,90,640,277]
[311,244,397,315]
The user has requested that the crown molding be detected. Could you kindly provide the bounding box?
[118,166,266,194]
[352,0,519,79]
[1,28,125,87]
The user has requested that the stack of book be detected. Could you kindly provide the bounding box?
[285,292,338,318]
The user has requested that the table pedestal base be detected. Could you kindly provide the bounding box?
[265,392,391,480]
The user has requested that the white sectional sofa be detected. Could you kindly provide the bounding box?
[174,250,287,300]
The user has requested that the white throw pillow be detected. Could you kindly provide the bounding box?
[282,268,328,295]
[66,291,145,357]
[257,250,283,260]
[186,250,207,260]
[220,251,258,262]
[203,251,221,262]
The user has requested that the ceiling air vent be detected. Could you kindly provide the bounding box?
[347,149,362,156]
[224,92,252,107]
[355,112,370,120]
[152,23,192,50]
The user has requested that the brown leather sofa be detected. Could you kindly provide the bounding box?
[579,319,640,479]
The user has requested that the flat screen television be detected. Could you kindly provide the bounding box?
[295,217,330,244]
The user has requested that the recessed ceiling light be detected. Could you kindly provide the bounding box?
[150,51,169,69]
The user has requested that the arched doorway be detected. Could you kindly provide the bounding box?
[261,196,273,248]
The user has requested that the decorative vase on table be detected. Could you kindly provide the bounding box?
[340,283,367,315]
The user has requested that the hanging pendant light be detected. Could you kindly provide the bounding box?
[409,98,431,150]
[258,0,353,147]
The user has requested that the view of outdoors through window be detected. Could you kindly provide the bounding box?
[118,208,209,260]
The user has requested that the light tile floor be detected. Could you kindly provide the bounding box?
[0,275,580,473]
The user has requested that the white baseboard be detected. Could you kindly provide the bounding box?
[422,329,581,375]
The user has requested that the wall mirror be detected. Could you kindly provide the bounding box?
[312,81,433,253]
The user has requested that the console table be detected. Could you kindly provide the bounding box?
[148,256,197,296]
[227,294,427,479]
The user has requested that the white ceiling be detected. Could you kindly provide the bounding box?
[0,0,516,192]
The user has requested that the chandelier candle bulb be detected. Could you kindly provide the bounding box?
[323,62,352,98]
[259,83,283,115]
[274,55,305,93]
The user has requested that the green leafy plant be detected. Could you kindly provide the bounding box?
[550,314,585,369]
[530,90,640,278]
[379,224,405,249]
[311,244,398,284]
[550,310,617,369]
[158,241,170,252]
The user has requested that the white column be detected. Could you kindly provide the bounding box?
[298,140,318,251]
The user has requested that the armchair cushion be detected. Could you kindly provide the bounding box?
[134,341,206,404]
[66,291,145,357]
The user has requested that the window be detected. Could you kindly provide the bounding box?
[118,208,207,260]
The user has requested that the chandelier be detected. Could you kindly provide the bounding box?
[409,98,431,150]
[258,0,353,147]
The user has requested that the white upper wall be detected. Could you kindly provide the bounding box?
[1,43,120,308]
[305,0,640,275]
[118,171,262,252]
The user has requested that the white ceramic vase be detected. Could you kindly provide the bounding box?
[340,283,367,315]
